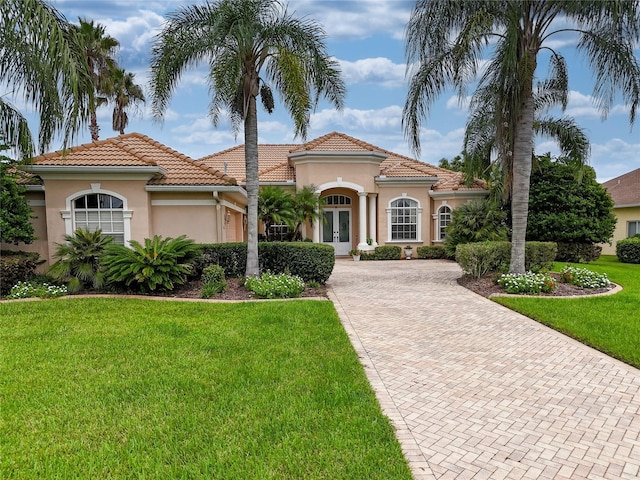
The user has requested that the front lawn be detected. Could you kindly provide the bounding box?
[494,256,640,368]
[0,298,412,479]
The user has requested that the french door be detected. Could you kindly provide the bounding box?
[322,209,351,255]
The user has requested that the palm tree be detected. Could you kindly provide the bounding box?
[1,0,92,158]
[464,81,591,199]
[291,185,326,240]
[110,67,145,135]
[404,0,640,273]
[258,186,295,240]
[149,0,345,277]
[72,18,120,142]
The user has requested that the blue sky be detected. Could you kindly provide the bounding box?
[40,0,640,181]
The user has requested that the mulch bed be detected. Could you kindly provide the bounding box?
[457,272,614,298]
[112,278,328,301]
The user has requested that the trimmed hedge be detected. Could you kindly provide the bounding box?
[196,242,335,284]
[0,251,41,296]
[361,245,402,261]
[455,241,557,278]
[555,242,602,263]
[616,237,640,264]
[416,245,451,259]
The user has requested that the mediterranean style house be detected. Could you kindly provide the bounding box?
[602,168,640,255]
[5,131,487,265]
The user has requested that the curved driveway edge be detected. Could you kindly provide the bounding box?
[328,259,640,480]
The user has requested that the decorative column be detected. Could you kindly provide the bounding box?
[368,193,378,247]
[313,216,320,243]
[357,192,368,250]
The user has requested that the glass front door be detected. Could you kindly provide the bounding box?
[322,209,351,255]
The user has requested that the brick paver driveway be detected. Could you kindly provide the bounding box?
[327,259,640,480]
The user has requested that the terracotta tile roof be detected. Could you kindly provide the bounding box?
[6,166,43,186]
[199,144,297,182]
[602,168,640,206]
[30,133,236,186]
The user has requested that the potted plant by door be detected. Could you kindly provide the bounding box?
[404,245,413,260]
[350,249,363,261]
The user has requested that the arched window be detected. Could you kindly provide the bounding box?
[324,194,352,206]
[437,205,452,241]
[73,193,125,244]
[389,198,419,241]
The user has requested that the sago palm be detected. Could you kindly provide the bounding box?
[0,0,92,158]
[48,229,113,293]
[149,0,345,276]
[404,0,640,273]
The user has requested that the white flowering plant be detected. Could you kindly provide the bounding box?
[560,266,610,289]
[496,272,557,295]
[7,281,68,299]
[245,271,305,299]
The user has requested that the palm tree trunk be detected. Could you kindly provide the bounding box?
[509,92,536,274]
[244,94,260,277]
[89,112,100,142]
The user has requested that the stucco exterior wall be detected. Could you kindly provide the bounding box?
[376,185,431,245]
[149,192,219,243]
[295,159,380,192]
[601,206,640,255]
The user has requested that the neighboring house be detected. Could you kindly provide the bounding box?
[3,131,487,265]
[602,168,640,254]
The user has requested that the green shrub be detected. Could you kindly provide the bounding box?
[616,237,640,264]
[200,264,227,298]
[196,242,334,283]
[244,271,305,299]
[416,245,450,259]
[194,243,247,278]
[497,272,557,294]
[560,266,610,288]
[103,235,198,293]
[7,280,68,299]
[455,241,556,278]
[259,242,335,283]
[0,251,40,296]
[525,241,557,272]
[361,245,402,260]
[48,229,113,293]
[555,242,602,263]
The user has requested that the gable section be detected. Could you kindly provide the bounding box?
[603,168,640,206]
[199,144,296,182]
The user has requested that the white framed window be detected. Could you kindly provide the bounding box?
[437,205,452,241]
[628,221,640,237]
[324,194,352,206]
[73,193,125,244]
[388,197,420,241]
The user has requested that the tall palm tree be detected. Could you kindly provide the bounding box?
[404,0,640,273]
[110,67,145,135]
[72,18,120,142]
[150,0,345,276]
[464,81,591,198]
[0,0,92,158]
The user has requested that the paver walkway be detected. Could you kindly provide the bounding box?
[327,259,640,480]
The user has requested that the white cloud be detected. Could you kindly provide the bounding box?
[591,138,640,182]
[310,105,403,132]
[338,57,406,88]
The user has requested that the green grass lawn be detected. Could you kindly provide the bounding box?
[494,256,640,368]
[0,298,412,479]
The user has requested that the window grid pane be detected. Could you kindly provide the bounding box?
[73,194,125,244]
[390,199,418,241]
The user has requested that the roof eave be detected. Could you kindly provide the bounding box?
[145,185,247,198]
[24,165,165,177]
[429,189,488,198]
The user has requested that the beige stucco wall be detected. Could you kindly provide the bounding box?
[600,206,640,255]
[37,178,151,265]
[150,192,218,243]
[377,185,432,246]
[295,159,380,192]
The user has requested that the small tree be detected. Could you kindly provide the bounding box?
[0,159,35,245]
[291,185,325,240]
[443,199,509,257]
[526,155,616,248]
[257,186,295,241]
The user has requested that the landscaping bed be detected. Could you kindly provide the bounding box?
[458,272,614,298]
